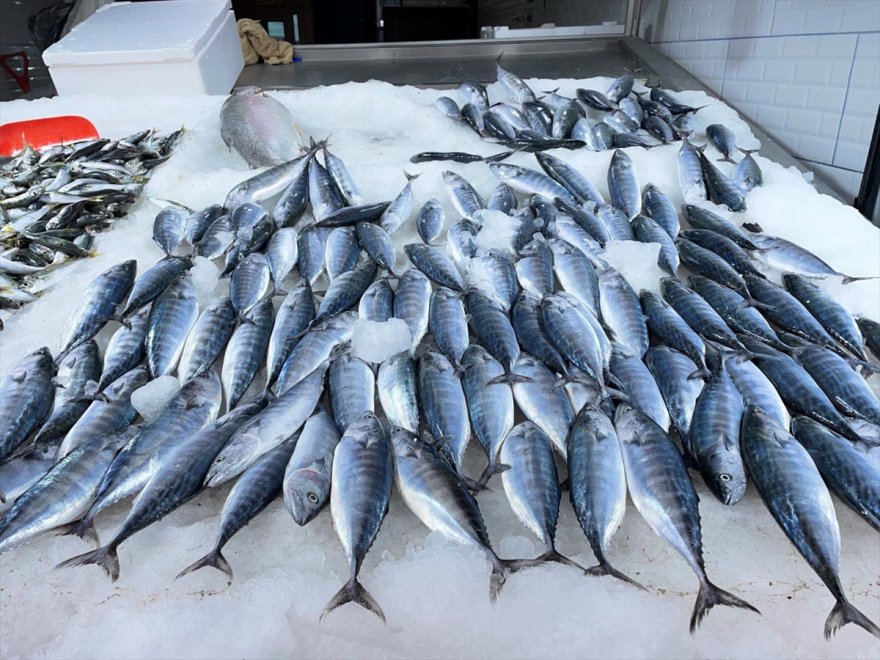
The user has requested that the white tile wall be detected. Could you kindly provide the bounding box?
[834,33,880,171]
[722,34,856,163]
[771,0,880,35]
[641,0,880,204]
[655,40,729,94]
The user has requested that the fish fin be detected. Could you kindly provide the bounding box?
[55,544,120,581]
[722,433,736,451]
[488,556,519,603]
[585,560,647,591]
[606,387,630,404]
[741,222,763,234]
[691,579,760,633]
[825,598,880,639]
[511,548,589,575]
[718,157,737,165]
[403,171,420,183]
[687,368,711,381]
[486,372,532,385]
[175,548,233,582]
[737,147,757,156]
[841,275,878,285]
[59,518,99,546]
[476,461,510,489]
[320,578,385,623]
[0,490,5,504]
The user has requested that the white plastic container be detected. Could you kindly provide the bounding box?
[43,0,244,96]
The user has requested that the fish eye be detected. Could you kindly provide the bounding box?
[720,473,731,482]
[307,492,319,504]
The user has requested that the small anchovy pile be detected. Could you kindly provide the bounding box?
[0,129,182,312]
[1,105,878,641]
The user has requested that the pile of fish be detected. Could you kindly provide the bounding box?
[0,129,182,313]
[424,64,761,214]
[1,68,879,641]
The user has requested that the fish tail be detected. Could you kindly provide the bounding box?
[319,577,385,623]
[718,157,737,165]
[175,548,233,582]
[58,517,100,547]
[476,461,510,489]
[691,579,760,633]
[825,598,880,639]
[486,372,532,386]
[585,559,647,591]
[489,556,517,603]
[55,544,120,581]
[537,548,590,574]
[842,275,878,285]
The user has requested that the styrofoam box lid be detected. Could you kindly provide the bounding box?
[44,0,232,66]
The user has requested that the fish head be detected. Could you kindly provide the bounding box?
[205,432,260,487]
[284,468,329,526]
[705,446,748,506]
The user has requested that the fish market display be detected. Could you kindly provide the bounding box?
[0,129,182,313]
[0,64,878,658]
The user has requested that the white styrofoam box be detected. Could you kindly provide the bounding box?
[721,34,857,164]
[43,1,244,96]
[655,40,729,95]
[772,0,880,36]
[641,0,775,43]
[834,33,880,171]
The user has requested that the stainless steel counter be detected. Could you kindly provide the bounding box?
[237,35,846,204]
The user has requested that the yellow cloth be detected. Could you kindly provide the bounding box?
[237,18,294,66]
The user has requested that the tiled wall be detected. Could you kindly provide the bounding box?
[639,0,880,203]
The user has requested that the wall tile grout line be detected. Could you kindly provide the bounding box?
[652,30,880,46]
[800,157,865,174]
[831,34,860,167]
[769,0,777,37]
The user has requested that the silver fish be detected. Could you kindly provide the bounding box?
[222,298,273,410]
[597,263,649,357]
[266,281,315,389]
[500,421,584,572]
[207,364,325,486]
[323,412,392,622]
[443,171,484,219]
[377,352,419,433]
[329,352,375,432]
[706,124,738,164]
[405,243,464,291]
[0,347,54,462]
[283,410,340,526]
[98,306,150,390]
[644,346,705,441]
[511,354,573,457]
[607,150,640,220]
[461,344,514,484]
[230,252,271,315]
[323,145,364,206]
[359,278,394,322]
[68,373,222,541]
[60,260,137,357]
[417,199,445,244]
[220,87,301,168]
[419,350,471,476]
[57,366,149,459]
[392,427,515,601]
[609,343,670,431]
[196,214,235,259]
[356,222,396,272]
[567,404,644,588]
[33,341,101,444]
[489,163,576,205]
[379,173,418,235]
[309,158,345,223]
[56,400,264,580]
[145,273,199,377]
[178,437,295,581]
[274,313,354,394]
[226,155,310,209]
[324,226,360,281]
[741,407,878,639]
[429,287,469,370]
[176,296,234,380]
[152,203,189,256]
[615,404,758,632]
[313,261,377,327]
[265,227,299,286]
